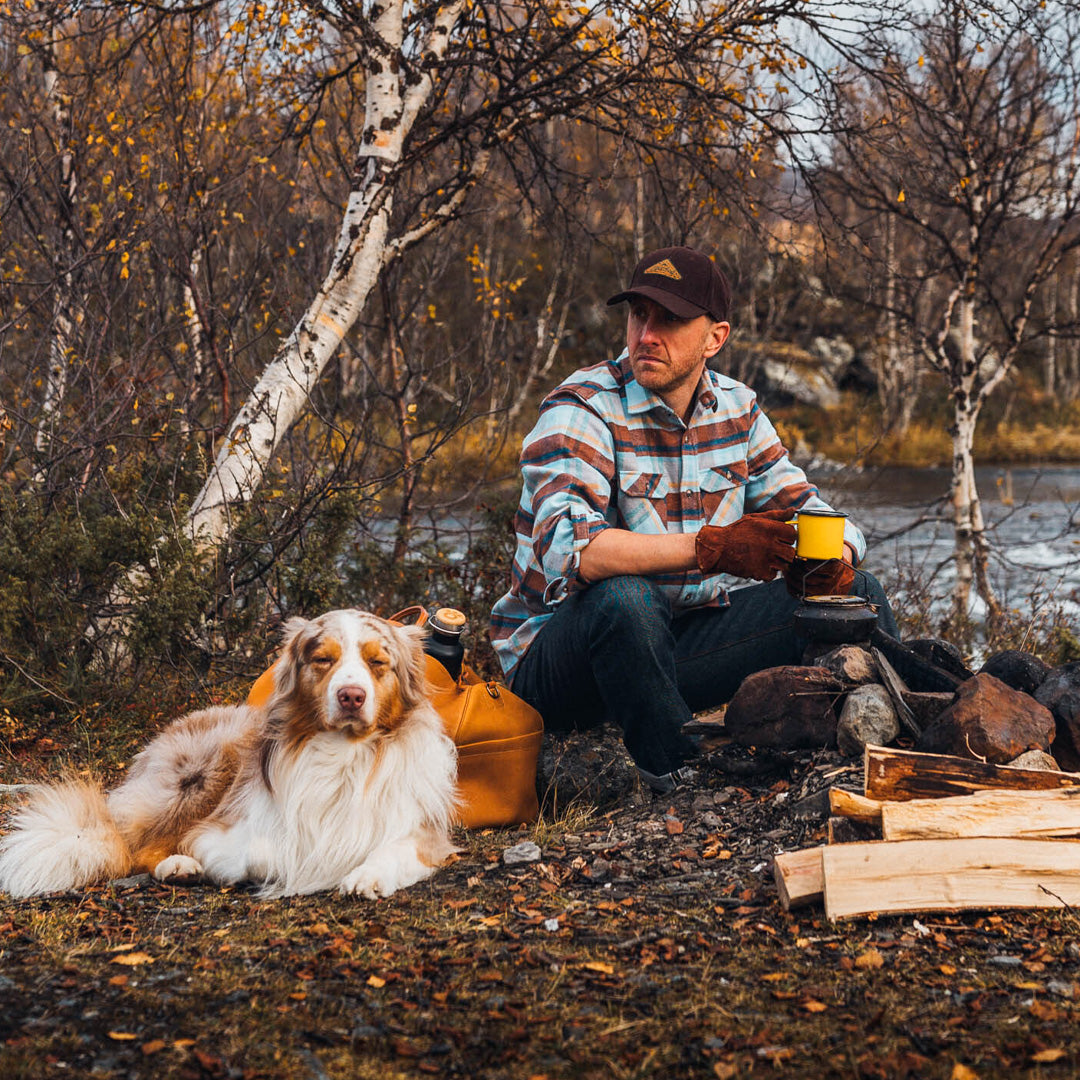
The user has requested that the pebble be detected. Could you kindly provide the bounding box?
[503,841,542,865]
[988,955,1022,967]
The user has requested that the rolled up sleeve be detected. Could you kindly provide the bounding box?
[519,397,615,603]
[742,399,867,564]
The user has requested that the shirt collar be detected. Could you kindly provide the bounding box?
[618,351,721,421]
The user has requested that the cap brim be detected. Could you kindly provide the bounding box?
[606,286,708,319]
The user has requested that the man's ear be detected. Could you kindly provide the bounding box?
[703,321,730,360]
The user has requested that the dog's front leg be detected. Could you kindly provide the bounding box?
[183,821,270,887]
[339,835,442,899]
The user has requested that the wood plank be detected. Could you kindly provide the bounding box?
[828,788,883,825]
[773,848,824,911]
[822,837,1080,920]
[882,786,1080,841]
[863,745,1080,802]
[870,648,922,737]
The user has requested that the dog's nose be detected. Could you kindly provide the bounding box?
[336,686,367,711]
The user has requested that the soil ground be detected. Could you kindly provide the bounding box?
[3,727,1080,1080]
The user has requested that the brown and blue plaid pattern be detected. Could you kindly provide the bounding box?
[489,353,866,681]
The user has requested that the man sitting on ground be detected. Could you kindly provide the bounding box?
[490,245,898,793]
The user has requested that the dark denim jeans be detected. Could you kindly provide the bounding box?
[511,571,898,777]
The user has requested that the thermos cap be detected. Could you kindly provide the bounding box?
[432,607,466,631]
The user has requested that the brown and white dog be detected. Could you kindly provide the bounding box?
[0,610,458,899]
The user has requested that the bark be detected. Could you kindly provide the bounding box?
[947,293,1002,628]
[35,25,79,460]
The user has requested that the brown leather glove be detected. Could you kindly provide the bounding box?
[695,509,796,582]
[783,557,856,598]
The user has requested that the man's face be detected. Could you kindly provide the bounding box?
[626,297,730,416]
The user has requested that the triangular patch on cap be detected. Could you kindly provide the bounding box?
[644,258,681,280]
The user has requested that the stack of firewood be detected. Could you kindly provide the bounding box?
[774,744,1080,920]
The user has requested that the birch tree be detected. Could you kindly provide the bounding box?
[78,0,809,652]
[809,0,1080,629]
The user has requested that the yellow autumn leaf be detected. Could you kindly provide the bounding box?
[1030,1049,1067,1064]
[111,951,155,966]
[582,961,615,975]
[108,1031,138,1041]
[855,949,884,970]
[802,999,828,1013]
[950,1064,979,1080]
[897,190,906,203]
[367,975,386,988]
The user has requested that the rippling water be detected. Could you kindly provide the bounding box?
[818,464,1080,634]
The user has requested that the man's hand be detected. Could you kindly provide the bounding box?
[783,557,856,598]
[695,509,796,582]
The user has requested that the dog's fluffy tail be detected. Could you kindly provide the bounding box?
[0,781,131,897]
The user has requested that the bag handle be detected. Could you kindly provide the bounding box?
[390,605,429,627]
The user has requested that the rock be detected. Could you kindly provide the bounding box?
[503,840,541,866]
[725,666,842,750]
[537,727,636,814]
[907,638,975,682]
[836,684,900,757]
[870,630,966,694]
[757,358,840,409]
[915,673,1056,764]
[1035,662,1080,770]
[900,691,955,730]
[809,336,855,378]
[1006,749,1062,772]
[980,650,1052,695]
[817,645,878,685]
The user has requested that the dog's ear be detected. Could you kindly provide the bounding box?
[389,621,429,710]
[273,616,313,700]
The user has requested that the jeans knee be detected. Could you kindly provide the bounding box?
[582,574,671,621]
[854,569,887,606]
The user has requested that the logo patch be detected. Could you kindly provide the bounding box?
[644,258,681,280]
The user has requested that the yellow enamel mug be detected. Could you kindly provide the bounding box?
[794,509,847,561]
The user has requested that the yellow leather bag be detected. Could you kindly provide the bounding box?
[245,610,543,829]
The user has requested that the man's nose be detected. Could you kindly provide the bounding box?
[639,313,662,342]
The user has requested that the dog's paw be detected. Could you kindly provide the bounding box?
[153,854,204,884]
[339,865,400,899]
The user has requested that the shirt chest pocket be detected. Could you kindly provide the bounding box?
[700,461,748,523]
[615,470,671,531]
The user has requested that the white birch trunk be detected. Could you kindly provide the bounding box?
[35,26,78,459]
[948,294,1001,627]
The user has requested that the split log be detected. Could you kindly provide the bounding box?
[773,848,824,910]
[881,786,1080,841]
[822,837,1080,920]
[828,788,882,825]
[863,745,1080,801]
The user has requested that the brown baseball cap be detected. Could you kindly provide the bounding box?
[607,246,731,322]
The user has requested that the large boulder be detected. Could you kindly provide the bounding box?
[725,666,843,750]
[1035,662,1080,770]
[915,673,1056,764]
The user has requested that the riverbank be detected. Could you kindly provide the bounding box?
[774,396,1080,469]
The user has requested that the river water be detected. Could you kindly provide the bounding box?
[817,464,1080,633]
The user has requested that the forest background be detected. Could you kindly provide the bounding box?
[2,0,1080,728]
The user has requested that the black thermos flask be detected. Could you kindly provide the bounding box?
[425,607,466,681]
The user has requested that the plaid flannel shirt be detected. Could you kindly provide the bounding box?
[489,353,866,682]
